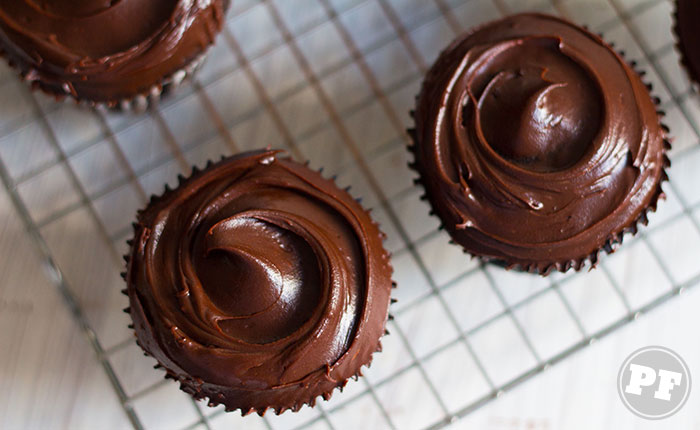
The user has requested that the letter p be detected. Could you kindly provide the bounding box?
[625,364,657,396]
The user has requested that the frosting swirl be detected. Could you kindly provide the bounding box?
[0,0,229,102]
[126,150,393,413]
[413,13,668,273]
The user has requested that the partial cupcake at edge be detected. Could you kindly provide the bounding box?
[0,0,230,109]
[123,149,395,415]
[675,0,700,89]
[409,13,671,275]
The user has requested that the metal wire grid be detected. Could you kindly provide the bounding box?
[1,0,700,429]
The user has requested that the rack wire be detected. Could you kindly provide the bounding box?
[1,0,700,429]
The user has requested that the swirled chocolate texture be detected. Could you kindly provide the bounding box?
[125,150,393,414]
[0,0,228,103]
[676,0,700,87]
[412,13,668,274]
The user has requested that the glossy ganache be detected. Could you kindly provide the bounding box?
[0,0,228,103]
[412,13,668,274]
[125,150,393,414]
[676,0,700,87]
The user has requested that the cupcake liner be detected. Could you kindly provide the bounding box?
[122,151,395,415]
[407,24,671,276]
[114,53,208,113]
[0,44,207,113]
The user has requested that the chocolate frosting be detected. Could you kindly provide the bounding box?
[0,0,228,102]
[125,150,393,414]
[412,13,668,274]
[676,0,700,87]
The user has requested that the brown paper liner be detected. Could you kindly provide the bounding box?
[121,152,395,415]
[0,45,207,113]
[407,30,671,276]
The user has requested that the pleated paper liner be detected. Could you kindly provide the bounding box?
[0,44,207,113]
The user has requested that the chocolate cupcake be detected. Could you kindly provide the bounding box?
[0,1,229,108]
[123,150,394,414]
[410,13,670,275]
[675,0,700,88]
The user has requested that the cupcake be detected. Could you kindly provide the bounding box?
[675,0,700,88]
[410,13,670,275]
[123,149,394,414]
[0,1,230,109]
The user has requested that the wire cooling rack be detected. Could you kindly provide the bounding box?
[1,0,700,429]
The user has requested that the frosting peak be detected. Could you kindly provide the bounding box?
[197,211,324,344]
[471,37,603,172]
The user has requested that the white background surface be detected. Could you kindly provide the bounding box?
[452,286,700,430]
[1,0,700,429]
